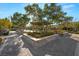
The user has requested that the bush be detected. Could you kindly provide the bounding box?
[0,19,12,29]
[27,31,54,38]
[73,31,79,34]
[0,38,3,44]
[3,30,9,35]
[0,29,9,36]
[57,30,65,36]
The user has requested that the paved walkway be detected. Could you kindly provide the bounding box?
[74,43,79,56]
[0,31,34,56]
[70,34,79,56]
[22,33,78,56]
[0,32,79,56]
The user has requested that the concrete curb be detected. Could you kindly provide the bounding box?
[22,33,59,47]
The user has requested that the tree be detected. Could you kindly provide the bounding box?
[25,4,43,21]
[11,12,22,26]
[11,12,30,28]
[61,16,73,31]
[24,3,73,33]
[11,12,30,34]
[11,3,74,35]
[24,4,44,32]
[73,22,79,31]
[17,14,30,29]
[43,3,66,24]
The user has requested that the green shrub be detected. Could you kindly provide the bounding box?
[0,19,12,30]
[57,30,64,36]
[0,38,3,44]
[27,31,54,38]
[0,25,5,30]
[74,31,79,34]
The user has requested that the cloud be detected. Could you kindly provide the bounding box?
[62,4,75,11]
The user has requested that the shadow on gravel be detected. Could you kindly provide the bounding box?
[22,33,78,56]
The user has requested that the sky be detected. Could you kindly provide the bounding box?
[0,3,79,21]
[60,3,79,21]
[0,3,26,18]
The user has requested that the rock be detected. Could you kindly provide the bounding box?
[17,48,32,56]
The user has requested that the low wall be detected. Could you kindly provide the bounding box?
[22,34,59,48]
